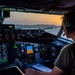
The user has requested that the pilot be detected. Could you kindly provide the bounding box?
[25,11,75,75]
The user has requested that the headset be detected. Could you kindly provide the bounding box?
[65,19,75,34]
[64,11,75,34]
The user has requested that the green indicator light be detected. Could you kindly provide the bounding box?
[2,60,4,62]
[14,44,17,48]
[6,59,8,62]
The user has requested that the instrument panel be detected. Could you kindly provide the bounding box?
[0,24,72,72]
[0,43,8,65]
[0,24,52,43]
[0,41,66,69]
[14,42,42,65]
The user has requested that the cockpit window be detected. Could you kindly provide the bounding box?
[3,12,63,26]
[60,31,73,41]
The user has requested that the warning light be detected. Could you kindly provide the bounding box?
[14,44,17,48]
[9,26,13,28]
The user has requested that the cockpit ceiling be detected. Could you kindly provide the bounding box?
[0,0,75,14]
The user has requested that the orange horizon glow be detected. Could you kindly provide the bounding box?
[3,12,63,26]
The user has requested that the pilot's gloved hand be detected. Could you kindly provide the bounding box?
[25,68,41,75]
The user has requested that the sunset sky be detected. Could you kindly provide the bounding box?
[3,11,63,26]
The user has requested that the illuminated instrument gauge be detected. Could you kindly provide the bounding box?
[21,49,25,53]
[20,43,24,48]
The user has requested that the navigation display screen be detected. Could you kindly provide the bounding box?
[26,45,34,54]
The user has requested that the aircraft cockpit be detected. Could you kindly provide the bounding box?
[0,0,74,75]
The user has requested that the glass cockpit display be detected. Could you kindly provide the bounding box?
[0,43,8,65]
[26,45,34,54]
